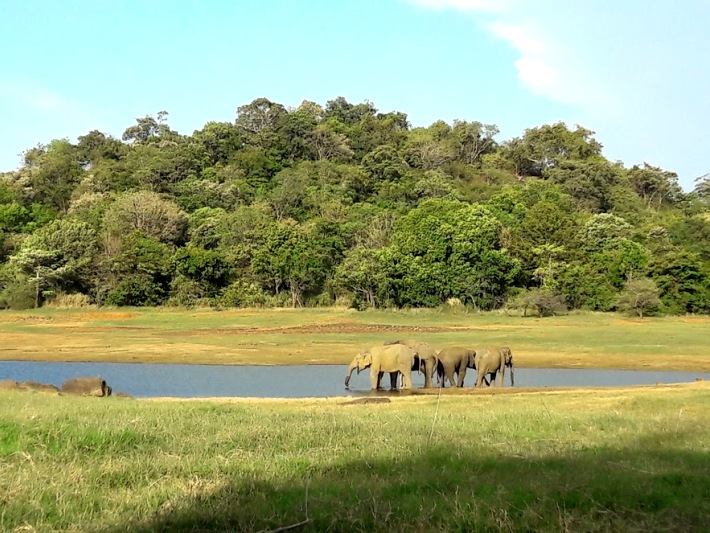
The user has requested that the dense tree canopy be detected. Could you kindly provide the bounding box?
[0,98,708,315]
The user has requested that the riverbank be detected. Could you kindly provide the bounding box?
[1,382,708,532]
[2,307,710,371]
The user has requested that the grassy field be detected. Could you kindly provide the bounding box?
[1,307,710,371]
[1,383,709,532]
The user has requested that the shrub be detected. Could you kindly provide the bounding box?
[218,281,270,308]
[508,288,567,317]
[105,276,166,307]
[615,278,662,318]
[45,292,94,309]
[166,275,205,307]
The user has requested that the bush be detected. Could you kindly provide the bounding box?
[305,292,336,308]
[45,292,94,308]
[0,273,35,310]
[615,278,662,318]
[508,288,567,317]
[105,276,166,307]
[218,281,270,308]
[166,275,205,307]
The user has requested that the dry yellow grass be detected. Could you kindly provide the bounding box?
[2,307,710,370]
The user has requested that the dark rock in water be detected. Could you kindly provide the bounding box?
[342,397,392,405]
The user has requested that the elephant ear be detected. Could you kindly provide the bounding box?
[502,348,513,365]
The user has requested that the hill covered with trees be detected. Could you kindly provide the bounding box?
[1,97,709,315]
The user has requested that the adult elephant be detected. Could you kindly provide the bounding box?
[61,376,113,397]
[436,347,478,387]
[344,344,418,390]
[384,339,438,388]
[475,347,514,388]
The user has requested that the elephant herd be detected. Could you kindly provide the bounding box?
[344,339,514,391]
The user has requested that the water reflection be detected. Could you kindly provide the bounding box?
[0,360,707,398]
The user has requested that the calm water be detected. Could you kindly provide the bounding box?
[1,361,707,398]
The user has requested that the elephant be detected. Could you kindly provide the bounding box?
[61,377,113,397]
[384,339,438,388]
[344,344,418,390]
[475,347,514,388]
[436,347,479,388]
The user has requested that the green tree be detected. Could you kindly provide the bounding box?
[172,246,231,297]
[20,140,84,211]
[101,233,173,306]
[103,191,188,245]
[627,163,681,209]
[648,250,710,314]
[333,246,390,309]
[122,111,175,144]
[505,122,602,177]
[387,199,519,309]
[252,220,340,307]
[615,277,662,318]
[9,219,97,306]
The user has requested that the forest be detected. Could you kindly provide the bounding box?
[1,96,709,315]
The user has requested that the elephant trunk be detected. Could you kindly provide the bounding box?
[510,364,514,387]
[344,361,358,388]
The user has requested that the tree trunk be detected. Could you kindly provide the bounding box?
[34,267,41,309]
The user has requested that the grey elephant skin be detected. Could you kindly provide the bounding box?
[475,347,514,387]
[61,377,113,397]
[345,344,419,390]
[436,347,478,387]
[384,339,438,388]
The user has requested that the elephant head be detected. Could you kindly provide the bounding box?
[501,347,514,386]
[344,351,373,388]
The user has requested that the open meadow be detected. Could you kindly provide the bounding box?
[1,307,710,371]
[1,383,709,532]
[2,308,709,531]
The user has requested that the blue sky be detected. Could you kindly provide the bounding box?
[1,0,707,190]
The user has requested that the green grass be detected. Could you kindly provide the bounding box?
[1,384,709,532]
[1,307,710,370]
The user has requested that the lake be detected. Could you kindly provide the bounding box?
[1,360,707,398]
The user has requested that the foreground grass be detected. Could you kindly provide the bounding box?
[1,307,710,370]
[1,384,709,532]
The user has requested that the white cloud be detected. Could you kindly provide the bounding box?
[404,0,618,114]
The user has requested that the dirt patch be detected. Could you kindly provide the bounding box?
[164,322,480,336]
[29,324,150,331]
[1,314,54,323]
[71,312,139,321]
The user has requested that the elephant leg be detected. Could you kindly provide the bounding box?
[389,372,399,390]
[457,366,467,387]
[490,371,498,386]
[371,369,380,390]
[400,370,412,389]
[499,367,505,387]
[423,362,433,388]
